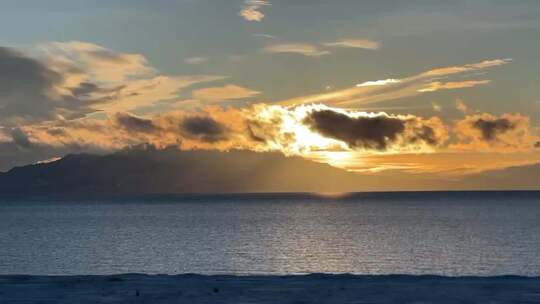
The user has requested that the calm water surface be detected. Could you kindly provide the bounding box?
[1,192,540,276]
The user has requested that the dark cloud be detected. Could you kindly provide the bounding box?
[69,82,100,97]
[113,112,158,133]
[0,47,62,122]
[46,128,66,136]
[0,48,62,94]
[9,128,32,149]
[181,116,228,142]
[304,110,406,150]
[411,125,438,146]
[472,118,515,141]
[535,141,540,148]
[0,47,103,124]
[303,109,445,150]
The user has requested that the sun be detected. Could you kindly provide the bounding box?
[304,150,361,170]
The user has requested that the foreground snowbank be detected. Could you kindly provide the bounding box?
[1,273,540,303]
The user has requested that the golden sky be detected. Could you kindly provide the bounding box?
[1,1,540,189]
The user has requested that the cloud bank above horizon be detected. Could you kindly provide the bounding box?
[1,0,539,187]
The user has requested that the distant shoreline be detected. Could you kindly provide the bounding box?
[2,273,540,303]
[2,189,540,201]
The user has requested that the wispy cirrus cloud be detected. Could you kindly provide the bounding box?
[263,38,381,58]
[40,41,154,83]
[356,79,400,87]
[239,0,270,22]
[323,39,380,50]
[279,59,511,107]
[252,33,276,39]
[337,151,540,176]
[422,59,511,77]
[192,84,260,102]
[263,43,330,57]
[417,80,491,92]
[185,57,208,65]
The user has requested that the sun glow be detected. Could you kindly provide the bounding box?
[251,104,351,155]
[250,103,442,159]
[306,151,359,168]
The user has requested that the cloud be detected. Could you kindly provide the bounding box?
[245,104,449,155]
[279,58,511,107]
[264,43,331,57]
[181,116,228,143]
[323,39,380,50]
[417,80,491,92]
[423,59,511,77]
[342,151,540,177]
[16,104,448,158]
[303,109,446,151]
[0,46,103,124]
[17,107,249,152]
[252,34,276,39]
[96,75,224,113]
[305,111,405,151]
[453,113,539,152]
[240,7,264,21]
[239,0,270,22]
[40,41,224,113]
[185,57,208,65]
[192,84,260,102]
[473,117,515,141]
[40,41,154,83]
[456,99,468,113]
[113,112,158,134]
[264,38,379,59]
[0,42,224,124]
[8,102,540,176]
[9,128,32,149]
[356,79,400,87]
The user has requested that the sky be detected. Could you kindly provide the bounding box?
[1,0,540,188]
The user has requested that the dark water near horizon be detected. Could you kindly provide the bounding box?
[1,191,540,276]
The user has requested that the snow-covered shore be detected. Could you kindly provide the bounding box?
[1,273,539,303]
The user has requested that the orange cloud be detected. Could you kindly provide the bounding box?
[16,104,447,156]
[417,80,491,92]
[41,41,154,83]
[192,84,260,102]
[452,113,539,152]
[323,39,380,50]
[38,41,225,114]
[264,43,331,57]
[10,103,540,177]
[279,59,511,107]
[423,59,511,77]
[455,99,468,113]
[311,151,540,176]
[239,0,270,22]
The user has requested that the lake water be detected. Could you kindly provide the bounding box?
[1,192,540,276]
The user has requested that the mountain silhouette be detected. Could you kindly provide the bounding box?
[2,146,539,197]
[0,147,378,196]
